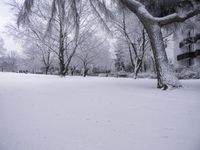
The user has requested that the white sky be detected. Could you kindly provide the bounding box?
[0,0,22,53]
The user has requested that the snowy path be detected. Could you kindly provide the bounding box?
[0,72,200,150]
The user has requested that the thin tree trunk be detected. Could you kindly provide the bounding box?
[83,69,88,77]
[45,66,50,75]
[83,63,89,77]
[70,66,76,76]
[59,26,66,76]
[134,58,142,79]
[59,56,65,76]
[128,44,135,71]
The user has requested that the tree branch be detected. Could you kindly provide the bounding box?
[158,7,200,26]
[120,0,155,21]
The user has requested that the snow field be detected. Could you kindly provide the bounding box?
[0,72,200,150]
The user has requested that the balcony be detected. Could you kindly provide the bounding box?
[179,34,200,48]
[177,49,200,61]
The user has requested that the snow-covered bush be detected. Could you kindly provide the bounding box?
[117,71,129,78]
[176,66,200,79]
[129,72,157,79]
[138,72,157,79]
[98,73,108,77]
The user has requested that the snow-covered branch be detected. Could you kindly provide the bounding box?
[120,0,155,21]
[158,7,200,26]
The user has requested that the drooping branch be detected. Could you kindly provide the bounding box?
[17,0,34,26]
[89,0,112,32]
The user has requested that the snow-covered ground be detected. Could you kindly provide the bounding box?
[0,72,200,150]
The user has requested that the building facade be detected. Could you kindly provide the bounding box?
[173,18,200,68]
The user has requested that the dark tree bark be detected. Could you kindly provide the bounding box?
[83,68,89,77]
[144,23,178,88]
[58,20,66,76]
[45,66,50,75]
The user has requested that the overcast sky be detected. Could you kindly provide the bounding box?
[0,0,22,53]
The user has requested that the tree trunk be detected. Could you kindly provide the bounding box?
[83,68,88,77]
[120,0,183,89]
[58,40,66,76]
[45,66,49,75]
[71,69,74,76]
[144,23,181,89]
[59,57,66,76]
[134,58,142,79]
[58,19,66,76]
[70,67,76,76]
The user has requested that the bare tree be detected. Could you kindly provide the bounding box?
[113,10,149,78]
[0,51,19,72]
[7,23,56,74]
[118,0,200,89]
[8,0,81,75]
[76,32,106,77]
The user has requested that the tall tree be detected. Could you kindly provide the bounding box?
[117,0,200,89]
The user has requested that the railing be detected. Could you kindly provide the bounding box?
[177,49,200,61]
[179,34,200,48]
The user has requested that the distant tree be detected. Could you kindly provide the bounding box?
[113,10,150,78]
[0,35,6,57]
[114,48,125,72]
[0,51,19,72]
[22,43,43,73]
[76,32,108,77]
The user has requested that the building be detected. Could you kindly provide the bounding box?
[173,18,200,68]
